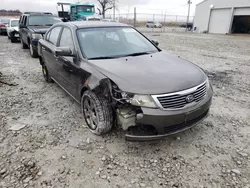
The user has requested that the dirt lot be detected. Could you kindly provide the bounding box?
[0,33,250,188]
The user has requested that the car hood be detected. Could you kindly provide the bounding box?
[29,26,50,34]
[89,51,207,95]
[12,26,19,31]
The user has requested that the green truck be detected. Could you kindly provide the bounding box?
[57,2,101,22]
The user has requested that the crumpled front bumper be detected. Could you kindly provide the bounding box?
[125,87,213,141]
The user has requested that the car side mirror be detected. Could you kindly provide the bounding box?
[55,47,74,57]
[152,40,159,46]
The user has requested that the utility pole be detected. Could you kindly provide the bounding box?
[186,0,192,32]
[134,7,136,27]
[113,0,116,20]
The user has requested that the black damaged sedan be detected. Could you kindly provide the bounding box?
[38,21,213,141]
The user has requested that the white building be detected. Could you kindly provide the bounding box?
[193,0,250,34]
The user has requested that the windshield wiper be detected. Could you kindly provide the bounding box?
[45,24,53,26]
[88,56,120,60]
[124,52,152,57]
[29,25,42,26]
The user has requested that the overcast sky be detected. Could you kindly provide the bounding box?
[2,0,204,16]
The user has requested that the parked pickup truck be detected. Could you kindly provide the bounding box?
[179,23,193,31]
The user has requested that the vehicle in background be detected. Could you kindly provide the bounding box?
[57,2,101,22]
[102,19,119,22]
[146,21,162,28]
[19,12,62,58]
[0,18,10,35]
[6,19,20,43]
[38,21,213,141]
[179,23,193,31]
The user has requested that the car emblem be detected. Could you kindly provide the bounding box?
[186,95,194,103]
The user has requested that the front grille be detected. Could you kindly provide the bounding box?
[164,110,209,133]
[155,81,207,110]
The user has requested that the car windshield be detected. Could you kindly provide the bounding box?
[77,27,159,59]
[11,20,19,27]
[77,5,94,13]
[28,16,62,26]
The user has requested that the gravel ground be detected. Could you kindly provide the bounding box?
[0,33,250,188]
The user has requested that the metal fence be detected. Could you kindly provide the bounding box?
[105,12,194,33]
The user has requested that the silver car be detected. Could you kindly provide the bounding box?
[146,21,162,28]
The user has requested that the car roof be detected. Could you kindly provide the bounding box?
[22,12,53,16]
[61,21,129,28]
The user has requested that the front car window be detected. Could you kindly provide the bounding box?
[28,16,62,26]
[76,5,94,13]
[11,20,19,27]
[59,28,74,52]
[48,27,62,45]
[71,6,76,13]
[77,27,158,59]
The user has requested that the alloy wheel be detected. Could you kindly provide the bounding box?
[83,97,98,130]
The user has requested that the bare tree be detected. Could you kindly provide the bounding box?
[97,0,114,18]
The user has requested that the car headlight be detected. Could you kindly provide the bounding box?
[32,33,43,39]
[129,94,158,108]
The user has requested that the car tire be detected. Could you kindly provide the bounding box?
[29,43,38,58]
[21,39,28,49]
[10,36,15,43]
[81,91,113,136]
[42,64,53,83]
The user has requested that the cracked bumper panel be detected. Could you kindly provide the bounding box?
[125,87,213,141]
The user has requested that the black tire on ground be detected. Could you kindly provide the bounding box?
[21,39,28,49]
[81,91,113,136]
[29,43,38,58]
[42,64,53,83]
[10,37,15,43]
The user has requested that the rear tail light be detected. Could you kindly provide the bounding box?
[0,24,6,27]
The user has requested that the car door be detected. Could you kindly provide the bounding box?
[56,26,79,99]
[42,26,62,80]
[21,16,28,44]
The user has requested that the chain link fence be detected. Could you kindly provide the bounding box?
[106,12,194,33]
